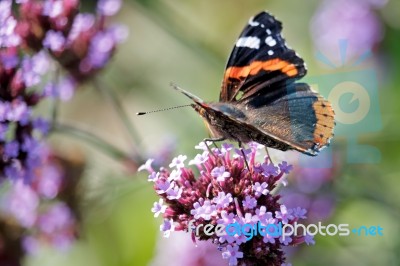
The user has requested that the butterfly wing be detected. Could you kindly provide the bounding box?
[216,11,334,154]
[220,11,306,102]
[234,83,335,154]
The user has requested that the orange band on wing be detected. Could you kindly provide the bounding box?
[224,59,299,81]
[312,98,335,146]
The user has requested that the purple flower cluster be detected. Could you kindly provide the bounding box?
[0,144,76,254]
[0,0,125,260]
[0,48,50,181]
[141,142,314,266]
[0,0,125,182]
[16,0,127,81]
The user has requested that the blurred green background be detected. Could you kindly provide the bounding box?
[26,0,400,265]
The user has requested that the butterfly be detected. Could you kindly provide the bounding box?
[172,11,335,156]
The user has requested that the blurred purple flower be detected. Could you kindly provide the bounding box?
[68,13,95,42]
[33,202,76,251]
[4,159,24,180]
[38,203,74,234]
[43,30,66,52]
[0,0,126,260]
[58,75,76,101]
[0,0,21,48]
[16,0,127,81]
[1,180,39,227]
[21,51,50,87]
[33,117,51,135]
[0,50,19,69]
[22,236,40,255]
[0,1,128,185]
[304,234,316,245]
[84,31,114,68]
[97,0,122,16]
[311,0,387,63]
[44,75,77,101]
[4,141,20,158]
[151,232,226,266]
[43,0,64,18]
[7,100,30,123]
[35,163,63,199]
[0,124,8,141]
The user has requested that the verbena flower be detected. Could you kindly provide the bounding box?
[0,144,77,254]
[0,0,21,48]
[0,0,125,259]
[16,0,127,81]
[0,48,51,181]
[141,142,314,266]
[0,0,126,182]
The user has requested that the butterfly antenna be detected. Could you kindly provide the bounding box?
[136,104,192,116]
[170,82,204,103]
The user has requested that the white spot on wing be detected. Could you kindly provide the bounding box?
[268,50,274,55]
[236,37,260,49]
[266,29,272,35]
[265,36,277,47]
[248,16,260,27]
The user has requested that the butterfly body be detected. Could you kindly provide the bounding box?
[174,11,335,156]
[192,101,290,151]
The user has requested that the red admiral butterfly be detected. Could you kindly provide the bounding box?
[173,11,335,155]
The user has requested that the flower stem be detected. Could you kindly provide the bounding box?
[53,122,132,162]
[50,69,61,128]
[93,78,142,149]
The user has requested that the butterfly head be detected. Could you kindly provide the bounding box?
[191,102,222,138]
[191,103,211,121]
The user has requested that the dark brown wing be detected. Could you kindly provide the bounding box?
[220,11,306,103]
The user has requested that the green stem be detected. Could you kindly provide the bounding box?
[93,78,142,149]
[53,123,132,162]
[50,68,61,128]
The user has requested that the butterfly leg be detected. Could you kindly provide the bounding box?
[238,141,250,171]
[203,137,226,158]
